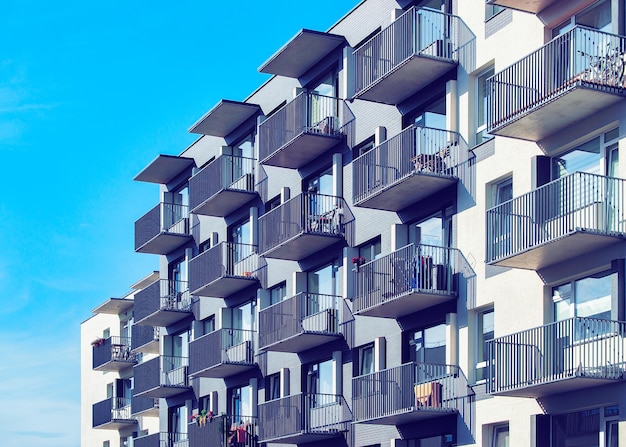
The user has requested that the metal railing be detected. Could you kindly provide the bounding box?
[487,317,626,395]
[92,397,134,427]
[258,92,355,162]
[353,126,468,204]
[158,432,188,447]
[487,26,626,132]
[353,7,472,94]
[131,395,159,415]
[353,244,459,314]
[352,362,471,423]
[131,325,160,351]
[189,414,259,447]
[259,193,354,254]
[189,154,256,211]
[159,279,191,312]
[258,393,351,442]
[161,355,189,388]
[486,172,626,263]
[135,202,189,249]
[259,293,343,349]
[189,242,258,294]
[189,328,256,375]
[92,336,137,369]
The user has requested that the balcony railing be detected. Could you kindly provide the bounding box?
[259,193,354,260]
[486,172,626,270]
[189,328,256,378]
[131,325,160,353]
[487,317,626,397]
[189,415,258,447]
[189,242,260,297]
[353,244,459,318]
[92,397,136,429]
[131,395,159,416]
[134,279,192,326]
[259,293,345,352]
[133,356,190,398]
[487,26,626,140]
[258,92,355,168]
[353,7,473,104]
[135,432,188,447]
[353,362,471,425]
[353,126,467,211]
[189,155,257,217]
[258,393,351,444]
[92,336,137,371]
[135,202,191,254]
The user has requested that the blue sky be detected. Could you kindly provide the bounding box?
[0,1,352,446]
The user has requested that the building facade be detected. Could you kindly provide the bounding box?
[84,0,626,445]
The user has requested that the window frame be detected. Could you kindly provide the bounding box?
[475,65,495,145]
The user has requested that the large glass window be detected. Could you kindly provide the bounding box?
[492,424,509,447]
[269,282,287,306]
[413,96,447,130]
[357,344,375,376]
[552,0,612,36]
[552,408,601,446]
[307,358,335,405]
[476,66,494,144]
[476,307,494,382]
[552,128,619,179]
[409,323,446,364]
[229,219,251,264]
[553,271,615,322]
[230,385,252,419]
[265,373,281,401]
[168,404,188,436]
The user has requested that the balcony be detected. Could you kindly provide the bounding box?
[133,356,190,398]
[131,395,159,417]
[189,328,257,378]
[487,27,626,141]
[352,362,471,425]
[135,202,191,254]
[353,7,472,105]
[189,155,257,217]
[92,397,136,430]
[258,92,355,169]
[353,244,459,319]
[353,126,466,211]
[189,415,258,447]
[259,293,345,352]
[487,0,586,18]
[134,279,192,327]
[258,393,351,444]
[131,324,160,354]
[487,317,626,398]
[486,172,626,270]
[92,336,137,372]
[135,433,188,447]
[189,243,260,298]
[259,193,354,260]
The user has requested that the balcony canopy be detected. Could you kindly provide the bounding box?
[259,29,346,78]
[188,100,261,137]
[93,298,134,315]
[134,154,195,184]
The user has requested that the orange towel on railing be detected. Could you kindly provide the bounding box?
[414,382,442,407]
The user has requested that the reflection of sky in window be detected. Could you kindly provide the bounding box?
[553,137,601,177]
[576,274,613,318]
[418,216,442,246]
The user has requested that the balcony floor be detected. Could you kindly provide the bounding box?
[356,406,457,425]
[93,359,136,373]
[192,276,259,298]
[94,419,138,430]
[134,385,189,399]
[490,230,626,270]
[493,375,623,398]
[355,172,457,211]
[191,189,257,217]
[135,309,192,327]
[355,55,456,105]
[260,331,342,353]
[261,233,345,260]
[190,362,257,379]
[131,339,159,355]
[261,430,345,445]
[489,0,559,14]
[355,289,456,319]
[490,85,626,141]
[261,132,343,169]
[135,232,192,255]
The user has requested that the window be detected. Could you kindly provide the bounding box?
[230,385,252,418]
[269,282,287,306]
[552,128,619,179]
[103,442,110,447]
[358,237,381,262]
[353,136,375,159]
[552,0,612,37]
[228,219,251,264]
[553,270,616,322]
[168,404,188,436]
[476,66,494,144]
[409,96,447,130]
[408,323,446,365]
[476,307,494,382]
[307,358,335,406]
[265,195,281,213]
[199,395,211,413]
[485,2,504,21]
[491,423,509,447]
[201,315,215,335]
[265,373,281,401]
[357,344,375,376]
[305,167,333,196]
[231,300,256,345]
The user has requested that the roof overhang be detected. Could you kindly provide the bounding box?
[188,100,261,137]
[258,29,346,78]
[134,155,195,184]
[93,298,134,315]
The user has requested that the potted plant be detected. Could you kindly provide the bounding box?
[351,256,366,272]
[91,338,105,347]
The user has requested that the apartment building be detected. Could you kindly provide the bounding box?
[86,0,626,445]
[81,272,161,447]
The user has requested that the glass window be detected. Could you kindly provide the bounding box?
[552,0,612,36]
[413,96,447,130]
[358,344,375,376]
[552,270,615,322]
[168,404,188,435]
[230,385,252,419]
[229,219,251,264]
[310,72,337,98]
[307,358,335,403]
[269,282,287,306]
[492,424,509,447]
[265,373,281,401]
[552,408,600,447]
[476,66,494,144]
[409,323,446,364]
[485,2,504,21]
[358,237,382,262]
[308,262,339,297]
[476,307,494,382]
[202,315,215,335]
